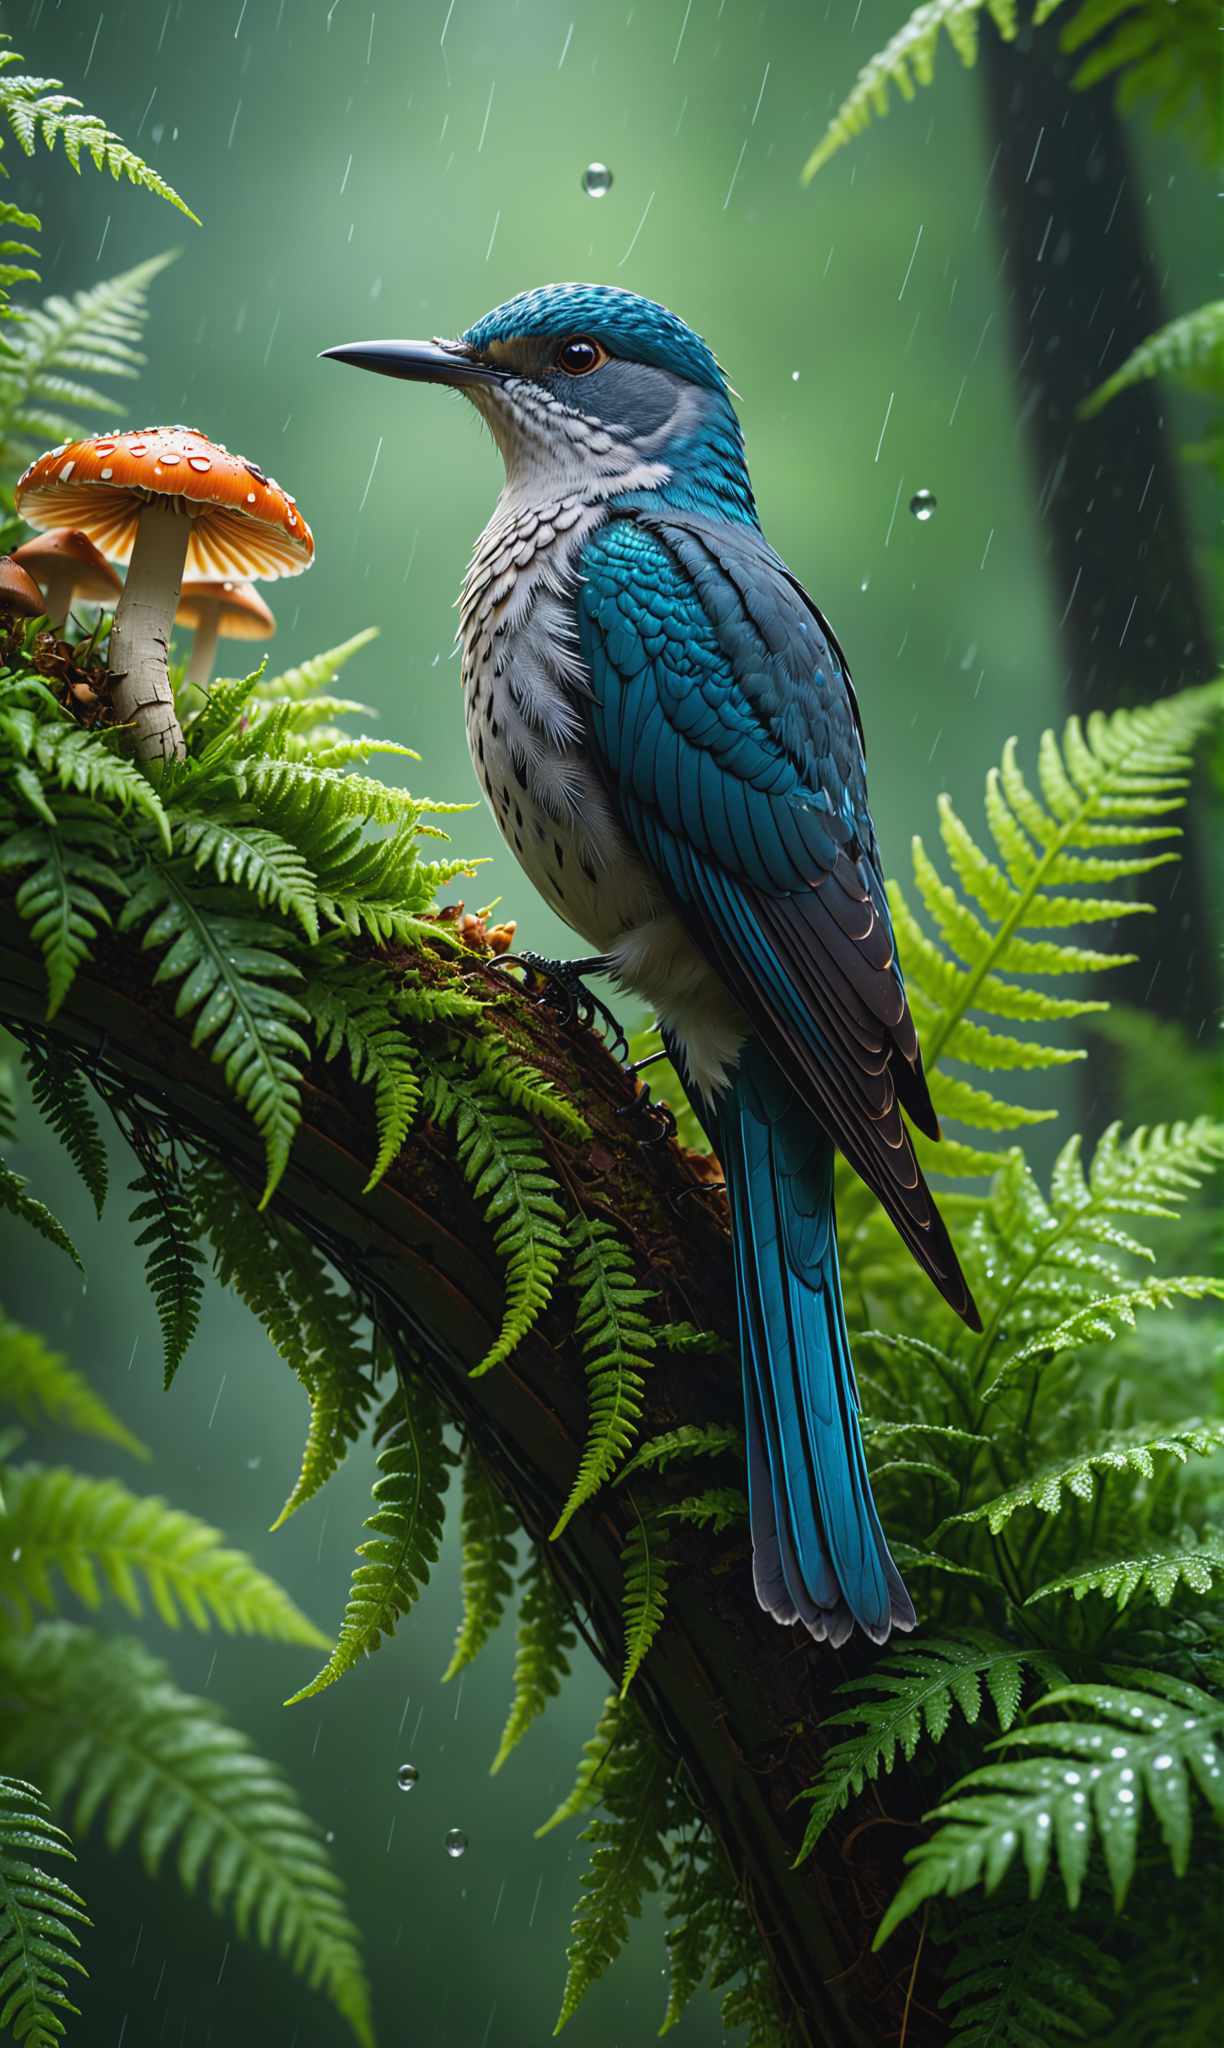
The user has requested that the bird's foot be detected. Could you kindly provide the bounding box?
[496,951,630,1061]
[616,1049,678,1149]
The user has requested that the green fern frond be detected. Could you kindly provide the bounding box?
[0,1623,373,2044]
[0,1463,330,1643]
[255,629,380,705]
[536,1693,624,1836]
[423,1060,567,1377]
[0,252,176,464]
[1039,0,1221,155]
[0,1773,88,2048]
[936,1422,1224,1539]
[187,1159,378,1525]
[661,1488,748,1534]
[620,1506,669,1697]
[888,682,1223,1165]
[0,197,40,324]
[936,1882,1121,2045]
[1027,1535,1224,1611]
[553,1705,674,2032]
[551,1216,656,1539]
[658,1321,735,1359]
[442,1446,518,1683]
[127,1163,206,1387]
[795,1630,1064,1860]
[661,1816,787,2044]
[289,1377,454,1703]
[876,1670,1224,1941]
[462,1035,591,1142]
[0,1159,81,1272]
[16,1034,106,1219]
[800,0,1023,180]
[303,963,421,1190]
[172,808,319,938]
[0,69,198,221]
[0,812,130,1019]
[491,1546,577,1774]
[618,1422,745,1482]
[0,1308,145,1456]
[0,699,170,843]
[1082,299,1224,417]
[120,861,310,1199]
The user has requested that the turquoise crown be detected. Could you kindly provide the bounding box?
[462,285,729,397]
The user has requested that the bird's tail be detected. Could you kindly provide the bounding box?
[708,1036,916,1648]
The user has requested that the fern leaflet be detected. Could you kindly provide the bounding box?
[536,1693,624,1836]
[935,1420,1224,1538]
[127,1164,206,1387]
[0,63,198,220]
[442,1446,518,1683]
[618,1422,745,1482]
[0,1308,145,1456]
[1027,1536,1224,1611]
[15,1034,107,1219]
[551,1215,656,1538]
[935,1882,1121,2045]
[304,962,422,1190]
[661,1488,748,1534]
[0,1774,88,2048]
[620,1506,669,1697]
[491,1545,576,1774]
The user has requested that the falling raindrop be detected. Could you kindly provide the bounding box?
[909,489,937,521]
[581,163,613,198]
[791,371,800,382]
[397,1764,419,1792]
[443,1828,468,1858]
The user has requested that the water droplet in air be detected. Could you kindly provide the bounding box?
[397,1764,419,1792]
[909,489,937,521]
[581,163,613,198]
[443,1828,468,1858]
[791,371,800,382]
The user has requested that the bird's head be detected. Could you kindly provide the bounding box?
[323,284,757,525]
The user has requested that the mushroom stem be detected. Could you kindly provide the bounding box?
[108,499,191,764]
[185,598,223,687]
[40,564,77,630]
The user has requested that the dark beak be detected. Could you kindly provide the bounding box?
[319,338,505,389]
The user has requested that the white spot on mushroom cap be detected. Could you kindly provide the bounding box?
[100,468,113,479]
[59,461,75,480]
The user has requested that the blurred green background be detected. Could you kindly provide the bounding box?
[2,0,1215,2042]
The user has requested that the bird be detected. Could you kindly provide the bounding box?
[323,285,981,1648]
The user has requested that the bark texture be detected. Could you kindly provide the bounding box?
[0,907,948,2048]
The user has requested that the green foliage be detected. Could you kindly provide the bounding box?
[933,1881,1122,2045]
[938,1419,1224,1536]
[802,0,1219,178]
[0,1307,145,1457]
[1027,1536,1224,1611]
[662,1822,789,2045]
[0,1773,88,2047]
[16,1038,106,1221]
[126,1158,206,1388]
[550,1214,657,1538]
[0,1624,372,2043]
[0,1463,330,1644]
[443,1446,518,1683]
[618,1420,745,1481]
[290,1377,454,1703]
[536,1692,623,1836]
[878,1672,1224,1940]
[620,1506,670,1696]
[0,253,176,470]
[552,1702,674,2032]
[661,1487,748,1534]
[0,50,197,223]
[0,1065,80,1273]
[491,1545,576,1774]
[1082,298,1224,483]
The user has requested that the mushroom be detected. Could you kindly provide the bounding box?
[175,578,276,687]
[0,556,48,620]
[15,428,313,763]
[12,529,122,629]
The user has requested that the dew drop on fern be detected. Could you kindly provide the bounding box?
[396,1764,419,1791]
[443,1828,467,1858]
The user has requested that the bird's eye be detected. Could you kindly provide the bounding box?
[556,337,604,375]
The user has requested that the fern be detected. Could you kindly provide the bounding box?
[661,1818,788,2045]
[0,1073,81,1273]
[620,1505,670,1696]
[303,961,422,1190]
[936,1420,1224,1538]
[661,1487,748,1534]
[796,1631,1064,1860]
[551,1215,657,1538]
[935,1881,1122,2045]
[877,1671,1224,1941]
[0,1308,145,1456]
[1083,299,1224,418]
[491,1545,576,1774]
[553,1703,674,2032]
[536,1692,624,1836]
[0,1464,330,1644]
[1027,1536,1224,1611]
[618,1421,745,1481]
[442,1445,518,1683]
[187,1156,379,1524]
[0,252,175,465]
[0,1622,373,2043]
[171,807,319,938]
[0,1774,88,2048]
[289,1378,454,1702]
[254,629,381,707]
[423,1058,568,1376]
[0,198,39,326]
[126,1162,206,1387]
[15,1034,106,1219]
[0,813,130,1020]
[0,56,198,222]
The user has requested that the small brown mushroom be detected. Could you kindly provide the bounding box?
[15,428,313,763]
[12,529,122,629]
[0,556,48,619]
[175,578,276,687]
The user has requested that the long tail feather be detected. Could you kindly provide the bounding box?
[702,1035,916,1647]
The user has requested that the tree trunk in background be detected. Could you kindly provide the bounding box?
[979,20,1220,1069]
[0,909,948,2048]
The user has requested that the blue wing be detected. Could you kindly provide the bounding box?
[576,508,976,1319]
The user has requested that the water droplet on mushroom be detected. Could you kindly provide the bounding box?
[396,1764,419,1792]
[909,489,937,521]
[581,162,613,198]
[189,456,211,471]
[443,1829,468,1858]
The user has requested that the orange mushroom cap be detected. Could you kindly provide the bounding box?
[175,578,276,638]
[13,528,123,603]
[0,556,47,618]
[15,427,314,581]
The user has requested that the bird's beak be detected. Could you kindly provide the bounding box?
[319,338,505,389]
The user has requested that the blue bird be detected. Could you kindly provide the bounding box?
[324,286,981,1647]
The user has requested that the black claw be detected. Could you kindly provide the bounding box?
[618,1082,677,1148]
[496,952,629,1061]
[673,1177,727,1206]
